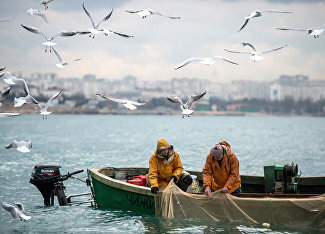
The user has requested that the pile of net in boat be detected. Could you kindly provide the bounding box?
[155,180,325,229]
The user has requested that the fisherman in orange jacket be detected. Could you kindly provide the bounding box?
[149,138,192,193]
[202,141,241,196]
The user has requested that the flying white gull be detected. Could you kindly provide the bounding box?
[125,8,180,19]
[174,56,238,70]
[0,86,11,107]
[41,0,54,10]
[38,91,61,119]
[238,9,292,32]
[14,79,39,107]
[1,202,31,221]
[167,91,207,118]
[6,140,32,153]
[27,8,48,23]
[21,24,78,52]
[0,71,25,87]
[0,113,21,118]
[79,3,133,39]
[277,24,325,38]
[224,45,288,62]
[96,93,145,110]
[52,48,81,69]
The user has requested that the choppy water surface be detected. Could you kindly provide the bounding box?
[0,114,324,233]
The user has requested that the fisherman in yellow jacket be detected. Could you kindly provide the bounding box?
[149,138,192,194]
[202,141,241,196]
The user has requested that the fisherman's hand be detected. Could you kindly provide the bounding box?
[221,186,229,193]
[171,175,177,183]
[151,187,159,194]
[204,186,211,197]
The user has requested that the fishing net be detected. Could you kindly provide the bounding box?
[155,180,325,229]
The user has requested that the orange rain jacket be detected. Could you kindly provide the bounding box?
[149,139,183,189]
[202,141,241,193]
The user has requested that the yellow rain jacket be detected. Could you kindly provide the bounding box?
[149,139,183,189]
[202,141,241,193]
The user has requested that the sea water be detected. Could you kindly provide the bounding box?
[0,114,324,233]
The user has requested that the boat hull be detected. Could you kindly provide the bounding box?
[89,168,155,214]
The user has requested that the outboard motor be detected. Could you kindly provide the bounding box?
[30,165,62,206]
[30,165,87,206]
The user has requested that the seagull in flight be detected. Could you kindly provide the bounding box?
[0,86,11,107]
[167,91,207,118]
[0,113,21,118]
[14,79,39,107]
[52,48,81,69]
[79,3,133,39]
[238,9,292,32]
[0,71,24,86]
[2,202,31,221]
[41,0,54,10]
[38,91,61,119]
[174,56,238,70]
[277,24,325,38]
[21,24,78,52]
[27,8,48,23]
[224,45,288,62]
[5,140,32,153]
[126,8,180,19]
[96,93,145,110]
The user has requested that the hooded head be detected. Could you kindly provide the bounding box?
[156,138,174,160]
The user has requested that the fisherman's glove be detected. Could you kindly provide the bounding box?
[171,175,178,183]
[151,187,159,194]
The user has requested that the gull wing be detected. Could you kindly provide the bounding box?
[123,102,137,110]
[260,45,288,54]
[96,93,125,104]
[167,96,184,106]
[21,24,48,40]
[77,30,91,35]
[52,48,63,64]
[125,9,143,14]
[237,19,250,32]
[224,49,253,55]
[260,9,293,13]
[212,56,239,65]
[51,30,78,40]
[0,113,21,118]
[29,95,39,105]
[129,101,146,106]
[1,203,18,218]
[96,9,113,28]
[0,86,11,98]
[44,91,61,111]
[21,79,30,95]
[82,2,95,27]
[241,42,257,51]
[186,91,207,109]
[174,58,206,70]
[6,140,19,149]
[106,29,133,38]
[276,27,306,32]
[151,10,180,19]
[0,67,5,71]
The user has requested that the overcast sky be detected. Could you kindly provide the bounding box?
[0,0,324,83]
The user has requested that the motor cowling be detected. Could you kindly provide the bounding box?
[30,165,61,206]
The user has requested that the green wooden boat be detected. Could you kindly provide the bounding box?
[88,167,325,214]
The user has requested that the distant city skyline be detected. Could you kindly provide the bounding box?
[0,0,325,82]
